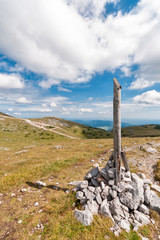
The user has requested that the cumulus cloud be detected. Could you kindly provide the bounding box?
[78,108,93,112]
[133,90,160,105]
[0,0,160,89]
[16,97,32,104]
[0,73,24,89]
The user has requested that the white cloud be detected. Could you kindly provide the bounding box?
[133,90,160,105]
[58,86,72,92]
[129,78,155,89]
[67,0,118,18]
[88,97,93,101]
[16,97,32,104]
[50,102,57,107]
[20,108,52,113]
[13,112,21,115]
[0,73,24,89]
[8,108,13,112]
[78,108,93,112]
[0,0,159,89]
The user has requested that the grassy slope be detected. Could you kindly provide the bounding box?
[122,124,160,137]
[0,116,160,239]
[32,116,112,139]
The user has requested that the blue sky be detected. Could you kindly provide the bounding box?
[0,0,160,120]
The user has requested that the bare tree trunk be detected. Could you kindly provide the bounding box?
[113,78,121,185]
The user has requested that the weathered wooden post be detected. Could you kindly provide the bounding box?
[113,78,121,185]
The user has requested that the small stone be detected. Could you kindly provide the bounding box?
[109,189,117,199]
[107,160,114,168]
[107,168,115,179]
[74,209,93,226]
[36,181,46,187]
[21,188,27,192]
[34,202,39,206]
[93,163,99,168]
[96,193,102,205]
[112,185,119,192]
[68,181,83,186]
[76,191,84,200]
[88,186,95,192]
[18,220,23,224]
[91,178,99,187]
[100,181,105,190]
[138,172,146,179]
[86,200,99,214]
[118,219,130,233]
[79,180,88,189]
[151,184,160,193]
[124,177,131,183]
[100,168,109,181]
[83,189,95,201]
[124,171,131,178]
[108,180,114,186]
[143,179,152,185]
[11,193,16,197]
[138,204,149,215]
[144,185,151,205]
[94,186,102,195]
[65,190,69,194]
[85,167,99,180]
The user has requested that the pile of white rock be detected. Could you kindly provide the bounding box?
[70,159,160,235]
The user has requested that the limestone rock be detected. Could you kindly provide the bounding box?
[91,178,99,187]
[96,193,102,205]
[79,180,88,189]
[138,204,149,215]
[74,209,93,226]
[124,171,131,178]
[68,181,83,186]
[107,168,115,179]
[144,185,151,205]
[131,173,144,204]
[118,219,130,232]
[85,200,99,215]
[143,179,152,185]
[85,167,99,180]
[88,186,95,192]
[151,184,160,193]
[108,180,114,186]
[150,191,160,213]
[94,186,102,195]
[76,191,84,200]
[83,188,95,201]
[134,210,150,225]
[100,168,110,181]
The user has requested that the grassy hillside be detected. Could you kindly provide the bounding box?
[122,124,160,137]
[0,114,160,239]
[32,116,112,139]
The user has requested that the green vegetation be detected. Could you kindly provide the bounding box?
[0,114,160,239]
[122,124,160,137]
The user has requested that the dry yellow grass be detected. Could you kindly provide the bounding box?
[0,116,160,239]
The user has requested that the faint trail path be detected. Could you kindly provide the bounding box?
[24,119,79,139]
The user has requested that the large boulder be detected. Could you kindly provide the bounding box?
[74,209,93,226]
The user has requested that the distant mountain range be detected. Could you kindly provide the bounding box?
[72,119,160,131]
